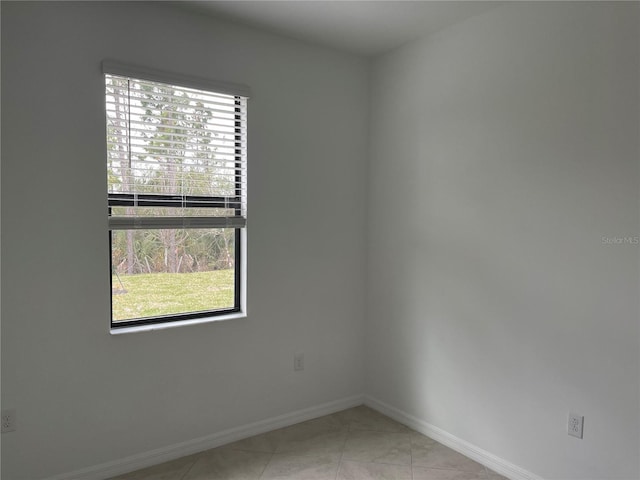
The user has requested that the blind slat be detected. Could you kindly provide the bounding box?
[109,216,247,230]
[106,100,242,120]
[106,94,242,116]
[107,142,240,158]
[106,115,241,136]
[106,119,244,142]
[107,86,241,107]
[106,129,241,147]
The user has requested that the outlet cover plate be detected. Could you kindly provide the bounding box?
[294,353,304,371]
[568,413,583,439]
[1,409,16,433]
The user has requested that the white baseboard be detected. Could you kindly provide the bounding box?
[364,395,543,480]
[45,394,364,480]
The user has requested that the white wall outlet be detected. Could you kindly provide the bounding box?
[568,413,584,439]
[294,352,304,371]
[1,409,16,433]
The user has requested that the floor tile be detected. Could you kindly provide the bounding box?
[412,467,488,480]
[410,431,437,457]
[330,406,412,433]
[285,415,347,431]
[411,443,485,473]
[108,455,198,480]
[336,460,412,479]
[342,430,411,465]
[486,469,508,480]
[182,449,272,480]
[260,452,340,479]
[410,431,438,472]
[273,419,348,455]
[222,431,279,453]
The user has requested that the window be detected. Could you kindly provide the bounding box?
[104,61,248,330]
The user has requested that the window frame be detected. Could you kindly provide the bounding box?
[104,62,249,331]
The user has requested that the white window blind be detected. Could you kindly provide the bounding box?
[104,63,248,230]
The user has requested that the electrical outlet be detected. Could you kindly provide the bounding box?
[1,409,16,433]
[568,413,583,439]
[294,353,304,371]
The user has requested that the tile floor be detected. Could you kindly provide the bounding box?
[110,406,508,480]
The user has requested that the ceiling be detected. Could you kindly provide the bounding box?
[185,1,503,57]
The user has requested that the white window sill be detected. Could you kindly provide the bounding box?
[109,311,247,335]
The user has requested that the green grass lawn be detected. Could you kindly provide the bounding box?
[112,269,235,322]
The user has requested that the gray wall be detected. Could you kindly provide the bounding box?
[1,2,368,478]
[366,3,639,478]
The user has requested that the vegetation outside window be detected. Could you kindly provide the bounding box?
[104,62,249,329]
